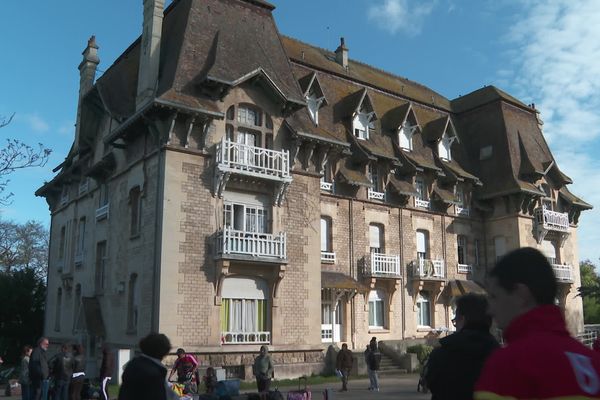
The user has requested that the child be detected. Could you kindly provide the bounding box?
[203,367,217,394]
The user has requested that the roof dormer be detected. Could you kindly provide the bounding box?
[423,116,458,161]
[397,103,421,151]
[348,89,377,140]
[299,73,327,126]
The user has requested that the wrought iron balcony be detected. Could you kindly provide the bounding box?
[535,207,569,232]
[321,251,336,264]
[411,259,445,279]
[368,188,385,201]
[552,263,573,283]
[215,227,286,259]
[365,253,401,277]
[216,138,291,180]
[221,331,270,344]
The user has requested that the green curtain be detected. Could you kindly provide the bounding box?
[257,299,267,331]
[221,299,230,331]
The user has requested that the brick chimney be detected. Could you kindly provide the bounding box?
[74,36,100,154]
[335,37,348,70]
[136,0,165,110]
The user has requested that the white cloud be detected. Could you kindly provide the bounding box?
[367,0,437,36]
[17,113,50,133]
[500,0,600,262]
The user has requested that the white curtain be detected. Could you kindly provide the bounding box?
[244,300,256,332]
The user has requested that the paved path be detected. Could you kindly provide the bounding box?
[1,375,429,400]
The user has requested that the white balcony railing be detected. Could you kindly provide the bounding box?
[456,206,470,216]
[412,259,445,279]
[553,263,573,282]
[368,188,385,200]
[366,253,401,276]
[96,203,109,221]
[216,227,286,259]
[321,251,336,264]
[216,138,291,180]
[320,181,333,192]
[221,331,270,344]
[457,263,472,273]
[535,207,569,232]
[415,198,430,209]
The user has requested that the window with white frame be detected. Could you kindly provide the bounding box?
[417,291,431,327]
[438,133,452,160]
[399,121,414,150]
[224,203,267,233]
[353,110,373,140]
[494,236,506,262]
[306,92,320,125]
[416,230,429,261]
[221,276,269,338]
[321,217,332,253]
[415,177,427,201]
[457,235,467,265]
[369,224,384,254]
[369,289,386,328]
[320,162,333,191]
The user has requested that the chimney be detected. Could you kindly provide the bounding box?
[136,0,165,110]
[74,36,100,154]
[335,37,348,70]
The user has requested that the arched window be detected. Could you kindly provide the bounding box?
[55,288,62,332]
[417,291,431,327]
[369,289,386,328]
[221,276,270,344]
[127,274,139,331]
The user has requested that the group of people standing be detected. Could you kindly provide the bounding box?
[17,337,112,400]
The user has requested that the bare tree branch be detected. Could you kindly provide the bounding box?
[0,113,15,129]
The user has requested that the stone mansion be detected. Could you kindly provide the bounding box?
[36,0,592,379]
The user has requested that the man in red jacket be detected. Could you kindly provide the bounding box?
[475,247,600,399]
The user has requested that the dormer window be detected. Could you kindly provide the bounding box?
[399,121,415,151]
[353,110,374,140]
[438,132,453,160]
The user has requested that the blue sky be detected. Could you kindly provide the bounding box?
[1,0,598,263]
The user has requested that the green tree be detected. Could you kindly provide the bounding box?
[578,259,600,324]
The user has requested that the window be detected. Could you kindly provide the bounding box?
[60,185,69,206]
[236,130,258,166]
[540,183,553,210]
[306,92,320,125]
[416,230,429,261]
[99,183,109,207]
[455,187,465,206]
[129,186,142,237]
[457,235,467,265]
[321,217,332,253]
[75,217,86,259]
[369,224,384,254]
[474,239,481,266]
[55,288,62,331]
[73,284,81,332]
[494,236,506,262]
[221,276,269,343]
[438,133,452,160]
[399,121,414,150]
[95,241,107,293]
[542,240,557,265]
[417,291,431,327]
[224,203,267,233]
[237,106,261,127]
[127,274,139,331]
[369,289,386,328]
[415,177,427,201]
[353,110,373,140]
[59,226,67,261]
[368,163,380,191]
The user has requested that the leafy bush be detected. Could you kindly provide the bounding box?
[406,344,433,365]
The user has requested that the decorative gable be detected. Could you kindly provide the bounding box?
[349,89,377,140]
[397,103,421,151]
[299,73,327,125]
